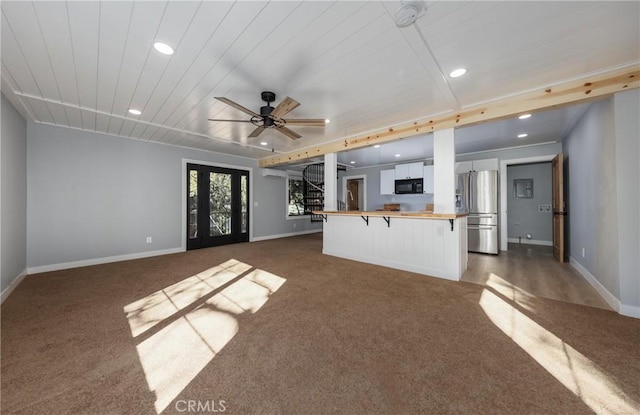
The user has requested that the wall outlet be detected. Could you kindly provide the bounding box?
[538,204,552,213]
[146,237,152,244]
[582,248,585,258]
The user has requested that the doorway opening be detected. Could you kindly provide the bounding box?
[342,175,366,211]
[500,153,565,262]
[187,163,249,250]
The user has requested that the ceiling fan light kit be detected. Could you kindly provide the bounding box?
[209,91,326,141]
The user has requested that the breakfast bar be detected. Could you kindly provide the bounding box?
[315,211,468,281]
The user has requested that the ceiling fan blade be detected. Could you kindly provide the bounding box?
[208,119,253,123]
[270,96,300,119]
[248,126,266,138]
[276,126,302,140]
[284,118,327,127]
[215,97,260,117]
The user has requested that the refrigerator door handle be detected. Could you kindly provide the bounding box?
[468,226,494,230]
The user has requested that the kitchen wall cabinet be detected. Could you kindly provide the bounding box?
[455,158,498,173]
[423,165,434,193]
[395,162,424,179]
[380,169,395,195]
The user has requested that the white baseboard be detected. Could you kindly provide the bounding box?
[568,256,637,317]
[251,228,322,242]
[27,247,184,275]
[507,238,553,246]
[1,268,28,304]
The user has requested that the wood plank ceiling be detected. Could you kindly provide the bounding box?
[1,1,639,164]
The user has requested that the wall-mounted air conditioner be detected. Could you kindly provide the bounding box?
[261,168,287,179]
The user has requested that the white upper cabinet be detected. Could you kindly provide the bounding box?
[455,158,498,173]
[423,165,434,193]
[380,169,395,195]
[395,162,424,179]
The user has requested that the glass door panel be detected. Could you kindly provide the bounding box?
[209,172,232,237]
[188,169,198,240]
[241,175,248,234]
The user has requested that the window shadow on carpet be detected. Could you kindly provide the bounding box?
[123,259,286,413]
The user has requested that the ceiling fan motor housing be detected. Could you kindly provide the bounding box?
[261,105,275,127]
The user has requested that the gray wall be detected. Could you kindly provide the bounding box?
[613,89,640,311]
[27,123,321,269]
[563,98,620,302]
[1,93,28,292]
[507,162,552,242]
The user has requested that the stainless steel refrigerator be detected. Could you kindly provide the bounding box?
[457,170,499,254]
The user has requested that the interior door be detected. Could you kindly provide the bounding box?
[347,179,359,211]
[187,163,249,250]
[552,153,565,262]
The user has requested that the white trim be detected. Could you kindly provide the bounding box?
[507,238,553,246]
[251,228,322,242]
[341,174,368,211]
[619,304,640,319]
[1,269,28,304]
[181,159,254,251]
[27,248,183,275]
[499,154,556,251]
[569,256,622,314]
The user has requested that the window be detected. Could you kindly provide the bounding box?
[287,172,305,217]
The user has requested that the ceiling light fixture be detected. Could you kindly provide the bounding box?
[395,154,401,157]
[374,144,381,148]
[517,133,528,138]
[128,108,141,115]
[153,41,174,55]
[395,1,426,28]
[260,142,268,146]
[350,161,356,164]
[519,114,532,120]
[449,68,467,78]
[325,119,331,124]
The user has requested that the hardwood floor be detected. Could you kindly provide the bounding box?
[461,243,612,310]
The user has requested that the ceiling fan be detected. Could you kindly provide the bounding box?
[208,91,328,140]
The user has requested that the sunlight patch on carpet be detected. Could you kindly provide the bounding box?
[484,272,537,312]
[124,260,286,414]
[480,289,638,415]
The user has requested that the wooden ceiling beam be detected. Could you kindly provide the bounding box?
[258,66,639,168]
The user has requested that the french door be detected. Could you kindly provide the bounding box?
[187,163,249,250]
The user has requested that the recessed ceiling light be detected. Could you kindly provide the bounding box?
[325,119,331,124]
[128,108,141,115]
[518,114,532,120]
[153,41,174,55]
[395,154,401,157]
[260,142,268,146]
[517,133,528,138]
[350,161,356,164]
[374,144,381,148]
[449,68,467,78]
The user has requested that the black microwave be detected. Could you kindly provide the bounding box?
[395,178,423,194]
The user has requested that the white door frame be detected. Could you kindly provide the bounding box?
[341,174,367,211]
[499,154,555,251]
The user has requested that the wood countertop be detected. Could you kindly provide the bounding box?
[313,210,468,219]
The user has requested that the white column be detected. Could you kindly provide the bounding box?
[433,128,456,213]
[324,153,337,211]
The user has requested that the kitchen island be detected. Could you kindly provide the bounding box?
[315,211,468,281]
